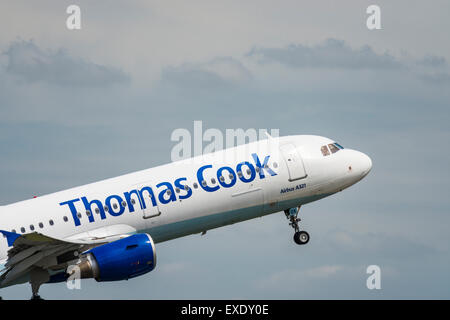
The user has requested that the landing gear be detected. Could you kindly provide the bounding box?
[29,267,49,300]
[284,206,310,245]
[293,231,310,245]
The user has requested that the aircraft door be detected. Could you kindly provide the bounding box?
[280,144,308,181]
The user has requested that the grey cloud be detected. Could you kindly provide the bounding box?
[417,55,447,68]
[415,55,450,84]
[247,38,402,69]
[161,56,251,90]
[419,72,450,84]
[246,38,450,86]
[3,40,130,87]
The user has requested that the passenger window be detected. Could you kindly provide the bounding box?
[193,182,198,189]
[21,227,25,233]
[30,225,35,231]
[39,223,43,228]
[63,216,68,222]
[328,143,339,154]
[49,220,54,226]
[321,145,330,156]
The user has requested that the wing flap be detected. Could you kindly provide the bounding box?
[0,226,135,288]
[0,230,91,287]
[6,244,47,267]
[2,250,47,285]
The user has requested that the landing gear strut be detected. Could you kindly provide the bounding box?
[284,206,310,245]
[29,267,48,300]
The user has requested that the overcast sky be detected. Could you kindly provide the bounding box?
[0,1,449,299]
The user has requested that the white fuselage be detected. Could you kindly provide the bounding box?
[0,135,372,264]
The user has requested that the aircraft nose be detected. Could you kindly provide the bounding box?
[339,150,372,189]
[359,152,372,177]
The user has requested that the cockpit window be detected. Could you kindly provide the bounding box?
[321,145,330,156]
[328,143,340,154]
[321,143,344,156]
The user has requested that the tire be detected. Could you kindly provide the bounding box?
[293,231,310,245]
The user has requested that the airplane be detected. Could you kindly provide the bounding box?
[0,134,371,299]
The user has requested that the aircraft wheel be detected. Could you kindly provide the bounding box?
[293,231,310,245]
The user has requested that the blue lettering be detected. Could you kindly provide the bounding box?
[59,198,81,226]
[60,154,279,222]
[217,166,236,188]
[105,195,125,217]
[197,165,220,192]
[138,186,157,208]
[174,177,193,200]
[252,153,277,178]
[124,189,141,212]
[82,197,106,221]
[236,161,256,183]
[156,182,177,204]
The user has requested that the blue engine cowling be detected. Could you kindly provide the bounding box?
[78,233,157,282]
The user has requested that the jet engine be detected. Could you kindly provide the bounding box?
[68,233,156,282]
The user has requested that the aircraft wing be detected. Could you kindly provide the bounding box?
[0,227,134,288]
